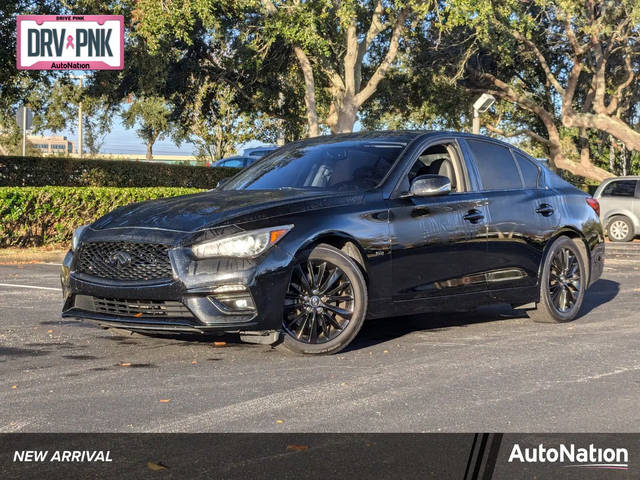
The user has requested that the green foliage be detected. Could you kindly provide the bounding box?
[0,156,238,188]
[0,186,202,248]
[121,95,172,159]
[174,83,279,162]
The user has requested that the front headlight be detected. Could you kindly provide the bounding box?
[192,225,293,259]
[71,225,89,251]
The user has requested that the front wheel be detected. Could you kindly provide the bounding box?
[280,244,367,355]
[528,236,586,323]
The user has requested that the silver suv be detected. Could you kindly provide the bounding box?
[594,176,640,242]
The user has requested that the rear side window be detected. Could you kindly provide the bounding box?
[602,180,637,197]
[514,152,540,188]
[467,140,523,190]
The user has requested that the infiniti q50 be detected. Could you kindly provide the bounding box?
[61,132,605,354]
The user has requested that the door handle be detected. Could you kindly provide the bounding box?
[463,209,484,224]
[536,203,554,216]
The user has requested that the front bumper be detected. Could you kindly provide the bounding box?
[61,235,294,334]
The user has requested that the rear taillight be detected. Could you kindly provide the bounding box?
[586,197,600,216]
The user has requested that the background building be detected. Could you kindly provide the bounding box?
[27,135,75,154]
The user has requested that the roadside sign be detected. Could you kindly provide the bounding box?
[16,15,124,70]
[16,107,33,131]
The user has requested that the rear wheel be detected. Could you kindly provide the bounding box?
[607,215,634,242]
[280,244,367,355]
[529,236,586,323]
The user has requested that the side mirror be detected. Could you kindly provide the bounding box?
[409,174,451,197]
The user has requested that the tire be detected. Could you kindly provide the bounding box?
[607,215,634,242]
[280,244,367,355]
[528,236,586,323]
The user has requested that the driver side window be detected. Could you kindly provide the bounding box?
[400,143,462,194]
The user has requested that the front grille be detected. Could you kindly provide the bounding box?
[75,242,173,281]
[75,295,193,318]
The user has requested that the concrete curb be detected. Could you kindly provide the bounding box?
[0,248,66,265]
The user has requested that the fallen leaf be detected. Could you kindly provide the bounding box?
[383,350,389,354]
[214,341,227,347]
[191,360,198,365]
[276,419,284,424]
[134,312,143,318]
[119,362,131,367]
[340,382,346,386]
[287,445,309,452]
[11,385,17,389]
[147,461,168,471]
[47,329,53,333]
[159,399,171,403]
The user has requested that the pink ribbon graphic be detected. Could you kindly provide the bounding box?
[66,35,74,49]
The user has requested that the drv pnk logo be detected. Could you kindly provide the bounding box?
[17,15,123,70]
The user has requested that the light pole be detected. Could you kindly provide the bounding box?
[21,106,27,156]
[71,75,84,157]
[17,106,33,156]
[472,93,496,134]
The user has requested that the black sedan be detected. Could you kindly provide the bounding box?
[61,131,605,355]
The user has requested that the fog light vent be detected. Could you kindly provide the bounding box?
[208,293,255,313]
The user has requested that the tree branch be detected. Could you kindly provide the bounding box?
[509,28,564,94]
[354,8,409,107]
[606,55,634,115]
[484,124,551,146]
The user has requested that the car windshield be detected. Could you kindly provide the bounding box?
[223,139,406,191]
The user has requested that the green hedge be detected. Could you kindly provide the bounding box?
[0,186,203,248]
[0,156,238,188]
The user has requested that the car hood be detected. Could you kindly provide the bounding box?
[91,189,354,232]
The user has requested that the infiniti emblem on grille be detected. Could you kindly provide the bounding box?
[107,251,132,267]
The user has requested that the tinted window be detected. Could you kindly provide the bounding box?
[217,159,245,168]
[602,180,637,197]
[467,140,522,190]
[224,140,406,191]
[514,152,540,188]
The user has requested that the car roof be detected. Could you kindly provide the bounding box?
[601,176,640,181]
[217,156,253,161]
[287,130,538,151]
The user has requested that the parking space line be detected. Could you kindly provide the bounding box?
[0,283,61,291]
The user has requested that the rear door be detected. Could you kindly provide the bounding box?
[462,139,544,300]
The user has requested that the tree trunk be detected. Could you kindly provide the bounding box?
[609,135,615,173]
[327,94,358,134]
[542,121,614,182]
[146,142,153,162]
[293,46,320,137]
[578,128,591,170]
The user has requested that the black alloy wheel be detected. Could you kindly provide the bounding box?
[529,236,586,323]
[548,246,581,313]
[281,244,367,355]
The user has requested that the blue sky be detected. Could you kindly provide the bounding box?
[49,117,265,156]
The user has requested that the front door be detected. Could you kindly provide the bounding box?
[389,140,491,312]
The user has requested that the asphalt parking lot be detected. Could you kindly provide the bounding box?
[0,244,639,433]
